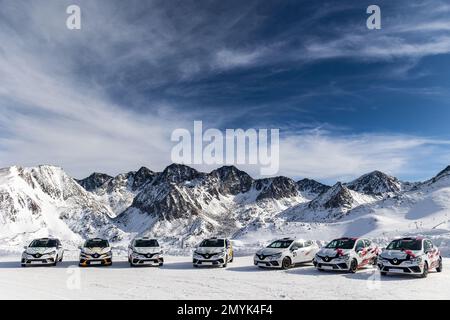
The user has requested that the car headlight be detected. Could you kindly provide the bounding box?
[410,256,422,264]
[271,253,282,259]
[46,250,57,256]
[339,254,350,261]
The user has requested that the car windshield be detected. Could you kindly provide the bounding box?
[387,239,422,251]
[134,239,159,247]
[29,239,57,248]
[85,239,109,248]
[199,239,225,247]
[267,240,293,249]
[325,239,356,250]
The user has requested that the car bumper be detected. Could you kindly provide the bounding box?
[21,257,56,265]
[79,257,112,266]
[314,258,350,271]
[131,256,164,266]
[193,257,226,266]
[378,261,423,274]
[254,258,281,268]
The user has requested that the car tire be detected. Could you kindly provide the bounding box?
[436,257,443,273]
[230,255,234,263]
[193,264,199,268]
[159,262,164,267]
[349,259,358,273]
[281,257,292,270]
[21,264,26,268]
[53,256,58,266]
[222,256,228,268]
[381,271,387,276]
[420,262,429,278]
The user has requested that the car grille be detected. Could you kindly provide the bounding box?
[384,257,409,265]
[198,253,218,259]
[317,254,338,262]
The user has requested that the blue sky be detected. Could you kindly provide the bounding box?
[0,0,450,183]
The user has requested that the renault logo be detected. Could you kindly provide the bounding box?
[393,258,398,264]
[324,257,330,262]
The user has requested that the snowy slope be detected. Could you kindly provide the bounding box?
[0,165,124,249]
[0,254,448,300]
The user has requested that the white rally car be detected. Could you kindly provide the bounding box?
[193,238,234,268]
[128,237,164,267]
[254,238,319,269]
[21,238,64,267]
[378,237,443,278]
[314,237,379,273]
[79,238,113,267]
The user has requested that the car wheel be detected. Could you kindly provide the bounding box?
[381,271,387,276]
[281,257,292,270]
[222,256,228,268]
[53,256,58,266]
[420,262,429,278]
[193,264,199,268]
[436,257,443,273]
[159,262,164,267]
[21,264,26,268]
[349,259,358,273]
[230,255,234,263]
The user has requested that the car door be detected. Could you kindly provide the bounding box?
[363,239,375,260]
[355,240,365,263]
[424,240,438,266]
[225,239,233,261]
[56,240,63,257]
[299,241,316,262]
[290,241,304,264]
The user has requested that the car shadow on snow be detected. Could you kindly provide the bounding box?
[229,263,315,273]
[343,270,429,282]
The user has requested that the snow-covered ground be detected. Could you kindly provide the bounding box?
[0,253,449,300]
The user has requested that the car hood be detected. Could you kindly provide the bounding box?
[25,247,56,255]
[82,247,111,254]
[380,249,422,259]
[317,248,351,257]
[133,247,161,254]
[195,247,225,254]
[256,248,284,256]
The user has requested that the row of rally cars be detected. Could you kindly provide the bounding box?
[21,237,164,267]
[21,236,443,278]
[253,236,443,278]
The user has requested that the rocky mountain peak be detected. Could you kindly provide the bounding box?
[309,182,354,210]
[207,166,253,195]
[297,178,330,195]
[346,170,401,195]
[431,165,450,183]
[255,176,298,201]
[77,172,113,191]
[154,164,204,185]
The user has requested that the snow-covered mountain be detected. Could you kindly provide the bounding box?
[1,163,450,254]
[0,165,124,248]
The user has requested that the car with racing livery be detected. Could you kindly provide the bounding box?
[128,237,164,267]
[21,238,64,267]
[314,237,379,273]
[377,237,442,278]
[193,238,233,268]
[254,238,320,269]
[79,238,113,267]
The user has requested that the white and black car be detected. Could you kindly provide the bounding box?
[128,237,164,267]
[314,237,379,273]
[21,238,64,267]
[79,238,113,267]
[254,238,320,269]
[378,237,443,278]
[193,238,233,268]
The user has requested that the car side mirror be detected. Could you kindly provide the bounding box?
[23,246,27,250]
